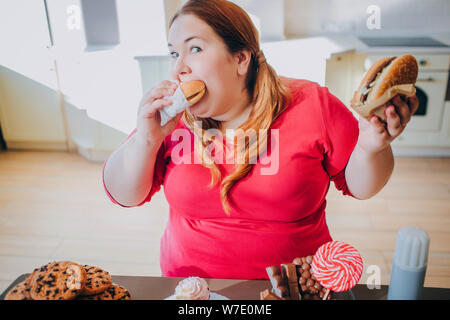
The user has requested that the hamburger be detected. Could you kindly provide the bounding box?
[160,80,206,126]
[181,80,206,105]
[350,54,418,121]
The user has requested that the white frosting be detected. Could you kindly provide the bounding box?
[174,277,210,300]
[159,83,191,127]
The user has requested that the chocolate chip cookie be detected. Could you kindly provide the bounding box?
[5,281,32,300]
[29,261,87,300]
[78,284,132,300]
[81,265,113,296]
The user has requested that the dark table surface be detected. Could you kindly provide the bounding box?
[1,274,449,300]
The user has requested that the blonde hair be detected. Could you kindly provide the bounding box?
[170,0,292,215]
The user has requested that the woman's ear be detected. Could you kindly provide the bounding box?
[235,49,252,77]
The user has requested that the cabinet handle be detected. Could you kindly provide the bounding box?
[419,60,428,66]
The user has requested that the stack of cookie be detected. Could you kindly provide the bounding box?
[262,257,333,301]
[4,261,132,300]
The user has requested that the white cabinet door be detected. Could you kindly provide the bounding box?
[0,0,56,90]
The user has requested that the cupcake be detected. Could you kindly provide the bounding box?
[174,277,210,300]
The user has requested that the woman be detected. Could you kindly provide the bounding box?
[103,0,419,280]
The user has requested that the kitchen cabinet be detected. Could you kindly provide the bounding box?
[325,51,367,118]
[45,0,120,52]
[134,56,171,94]
[0,0,67,151]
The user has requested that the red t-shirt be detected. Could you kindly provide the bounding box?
[102,77,359,280]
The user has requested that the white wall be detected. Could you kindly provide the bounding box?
[231,0,285,42]
[285,0,450,38]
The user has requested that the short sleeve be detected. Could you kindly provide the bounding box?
[318,86,359,197]
[102,129,167,208]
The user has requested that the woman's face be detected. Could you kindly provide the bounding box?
[168,14,250,119]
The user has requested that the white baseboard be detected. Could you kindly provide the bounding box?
[7,141,448,161]
[393,146,450,158]
[76,144,112,163]
[5,139,112,163]
[6,140,68,151]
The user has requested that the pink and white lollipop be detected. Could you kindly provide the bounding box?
[311,241,363,299]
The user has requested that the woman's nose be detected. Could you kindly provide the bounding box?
[173,55,191,78]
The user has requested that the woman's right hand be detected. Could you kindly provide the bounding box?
[135,80,184,148]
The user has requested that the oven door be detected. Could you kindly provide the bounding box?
[407,71,448,131]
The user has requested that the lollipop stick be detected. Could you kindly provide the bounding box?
[323,289,330,300]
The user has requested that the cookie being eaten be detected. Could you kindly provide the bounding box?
[29,261,87,300]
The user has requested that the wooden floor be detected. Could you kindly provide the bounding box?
[0,150,449,294]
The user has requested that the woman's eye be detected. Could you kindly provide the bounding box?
[170,47,201,59]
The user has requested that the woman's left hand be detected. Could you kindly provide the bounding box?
[356,94,420,155]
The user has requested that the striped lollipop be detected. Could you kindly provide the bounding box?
[311,241,363,294]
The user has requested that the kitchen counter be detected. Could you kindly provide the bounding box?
[320,34,450,54]
[261,34,450,87]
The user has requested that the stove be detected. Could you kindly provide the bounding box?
[358,37,449,48]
